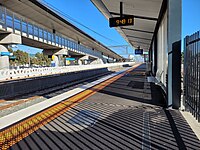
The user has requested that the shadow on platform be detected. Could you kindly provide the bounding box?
[10,64,200,150]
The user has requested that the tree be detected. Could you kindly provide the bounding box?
[8,48,13,53]
[30,57,38,65]
[8,48,15,66]
[181,52,184,64]
[33,52,51,66]
[13,50,29,65]
[8,49,51,67]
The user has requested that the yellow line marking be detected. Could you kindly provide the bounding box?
[0,64,141,150]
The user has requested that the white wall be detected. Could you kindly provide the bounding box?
[156,12,168,87]
[152,40,155,74]
[167,0,182,108]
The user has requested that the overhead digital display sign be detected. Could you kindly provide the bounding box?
[109,16,134,27]
[135,49,143,55]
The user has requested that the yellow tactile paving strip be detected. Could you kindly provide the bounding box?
[0,64,140,150]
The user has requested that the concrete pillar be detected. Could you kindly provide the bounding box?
[52,55,59,67]
[78,59,82,65]
[0,33,22,44]
[79,55,89,65]
[167,0,182,108]
[43,48,68,67]
[0,33,22,69]
[90,58,104,64]
[0,45,9,69]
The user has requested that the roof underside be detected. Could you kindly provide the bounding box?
[0,0,122,59]
[91,0,163,51]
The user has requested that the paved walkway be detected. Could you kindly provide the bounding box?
[1,64,200,150]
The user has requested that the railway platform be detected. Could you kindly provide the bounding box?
[0,64,200,150]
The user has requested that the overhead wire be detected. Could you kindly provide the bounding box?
[38,0,121,45]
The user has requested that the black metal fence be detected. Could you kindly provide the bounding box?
[184,31,200,122]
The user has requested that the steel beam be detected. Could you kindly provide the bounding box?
[121,27,154,34]
[110,12,158,21]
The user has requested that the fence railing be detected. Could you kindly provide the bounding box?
[0,6,102,58]
[184,31,200,122]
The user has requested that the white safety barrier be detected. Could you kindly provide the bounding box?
[0,62,135,81]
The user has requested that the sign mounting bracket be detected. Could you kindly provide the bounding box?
[109,2,134,28]
[120,2,123,17]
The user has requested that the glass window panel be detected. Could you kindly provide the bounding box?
[0,6,5,22]
[14,16,20,30]
[22,21,27,32]
[44,30,47,40]
[6,10,13,28]
[56,35,59,44]
[34,26,38,36]
[47,32,51,42]
[39,28,43,38]
[28,23,33,35]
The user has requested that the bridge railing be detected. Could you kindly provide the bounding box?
[0,6,102,58]
[0,62,135,81]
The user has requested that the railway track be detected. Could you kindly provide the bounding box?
[0,67,126,117]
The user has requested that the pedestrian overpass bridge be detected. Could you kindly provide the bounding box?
[0,0,122,68]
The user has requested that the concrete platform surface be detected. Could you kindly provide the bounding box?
[0,64,200,150]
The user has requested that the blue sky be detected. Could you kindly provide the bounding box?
[14,0,200,55]
[182,0,200,38]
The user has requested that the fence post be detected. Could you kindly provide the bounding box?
[198,31,200,122]
[171,41,182,109]
[183,36,188,110]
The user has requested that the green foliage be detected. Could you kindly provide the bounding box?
[8,48,13,53]
[9,49,51,66]
[14,50,29,65]
[8,49,29,65]
[181,52,184,64]
[31,52,51,66]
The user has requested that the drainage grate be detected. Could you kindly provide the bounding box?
[129,72,146,76]
[127,81,144,89]
[142,112,151,150]
[68,110,101,126]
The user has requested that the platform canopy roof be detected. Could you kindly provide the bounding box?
[91,0,163,52]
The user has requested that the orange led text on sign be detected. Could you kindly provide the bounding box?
[109,16,134,27]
